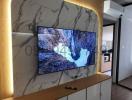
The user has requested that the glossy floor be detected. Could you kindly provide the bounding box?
[119,76,132,89]
[103,70,111,76]
[112,84,132,100]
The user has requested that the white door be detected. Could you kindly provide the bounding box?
[101,79,112,100]
[68,89,86,100]
[87,83,100,100]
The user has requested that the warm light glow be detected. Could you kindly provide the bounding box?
[6,0,14,96]
[97,72,103,74]
[0,0,14,99]
[0,0,103,99]
[64,0,99,17]
[64,0,103,72]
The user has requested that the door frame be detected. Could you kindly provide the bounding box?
[102,23,116,77]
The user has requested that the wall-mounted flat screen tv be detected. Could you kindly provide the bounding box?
[37,26,96,75]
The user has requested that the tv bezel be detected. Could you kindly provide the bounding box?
[37,26,97,75]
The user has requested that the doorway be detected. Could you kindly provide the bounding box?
[101,25,115,76]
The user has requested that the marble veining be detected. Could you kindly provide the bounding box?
[12,0,98,97]
[52,1,65,27]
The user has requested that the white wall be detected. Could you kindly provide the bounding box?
[118,5,132,81]
[102,26,113,51]
[103,26,113,41]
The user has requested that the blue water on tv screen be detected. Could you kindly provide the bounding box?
[37,26,96,74]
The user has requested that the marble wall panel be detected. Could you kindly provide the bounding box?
[12,0,98,97]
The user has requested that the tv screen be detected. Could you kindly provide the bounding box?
[37,26,96,74]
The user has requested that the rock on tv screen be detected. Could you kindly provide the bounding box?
[37,26,96,74]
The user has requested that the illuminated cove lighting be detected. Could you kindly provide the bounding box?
[64,0,103,72]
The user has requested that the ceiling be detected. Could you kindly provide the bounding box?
[112,0,132,5]
[103,19,115,26]
[103,0,132,25]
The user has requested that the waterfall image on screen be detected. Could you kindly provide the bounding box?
[38,26,96,74]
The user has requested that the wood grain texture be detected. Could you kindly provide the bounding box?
[3,74,111,100]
